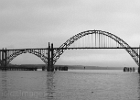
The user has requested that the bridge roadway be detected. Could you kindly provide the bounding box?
[54,47,139,50]
[2,47,139,51]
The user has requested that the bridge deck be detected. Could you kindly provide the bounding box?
[54,47,139,50]
[0,47,138,51]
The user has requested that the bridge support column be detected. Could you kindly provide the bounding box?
[51,43,54,70]
[47,42,54,71]
[0,48,8,70]
[48,42,50,68]
[138,45,140,73]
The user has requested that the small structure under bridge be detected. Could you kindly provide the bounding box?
[0,30,140,73]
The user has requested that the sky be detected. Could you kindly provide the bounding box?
[0,0,140,67]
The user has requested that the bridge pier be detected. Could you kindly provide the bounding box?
[47,42,54,71]
[0,48,8,70]
[138,45,140,73]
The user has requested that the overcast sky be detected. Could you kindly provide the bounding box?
[0,0,140,67]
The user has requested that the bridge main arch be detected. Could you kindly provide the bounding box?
[53,30,139,66]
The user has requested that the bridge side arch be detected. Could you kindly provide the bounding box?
[7,49,48,64]
[53,30,139,65]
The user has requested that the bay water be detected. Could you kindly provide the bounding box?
[0,69,140,100]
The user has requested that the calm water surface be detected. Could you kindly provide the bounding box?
[0,70,140,100]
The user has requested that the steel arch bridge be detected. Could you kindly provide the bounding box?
[0,30,139,71]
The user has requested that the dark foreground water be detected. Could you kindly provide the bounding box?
[0,70,140,100]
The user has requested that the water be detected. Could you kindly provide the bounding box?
[0,70,140,100]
